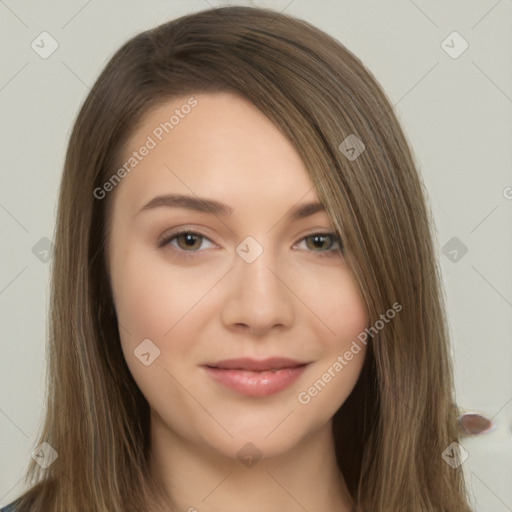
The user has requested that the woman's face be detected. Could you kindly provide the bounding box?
[108,91,368,460]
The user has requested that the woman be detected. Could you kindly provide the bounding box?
[1,5,473,512]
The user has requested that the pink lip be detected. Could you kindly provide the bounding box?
[202,357,309,397]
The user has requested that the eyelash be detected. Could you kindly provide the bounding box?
[157,229,343,261]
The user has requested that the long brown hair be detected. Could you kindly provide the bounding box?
[9,6,473,511]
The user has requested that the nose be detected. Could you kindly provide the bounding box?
[220,247,295,337]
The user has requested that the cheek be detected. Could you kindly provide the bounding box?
[112,243,209,340]
[292,262,368,349]
[111,246,220,391]
[330,283,368,352]
[113,261,201,425]
[327,278,368,394]
[111,248,186,379]
[292,267,368,412]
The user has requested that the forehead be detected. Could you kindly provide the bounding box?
[112,91,321,214]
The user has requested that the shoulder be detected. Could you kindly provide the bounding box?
[1,500,21,512]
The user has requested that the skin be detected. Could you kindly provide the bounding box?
[108,91,368,512]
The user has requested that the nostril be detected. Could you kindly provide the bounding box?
[458,412,494,435]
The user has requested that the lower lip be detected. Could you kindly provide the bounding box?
[202,365,308,397]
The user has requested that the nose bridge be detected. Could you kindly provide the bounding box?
[221,235,294,333]
[235,235,282,299]
[239,249,274,289]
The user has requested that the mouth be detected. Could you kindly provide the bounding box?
[201,357,310,397]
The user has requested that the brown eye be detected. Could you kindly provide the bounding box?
[158,230,214,254]
[175,232,203,251]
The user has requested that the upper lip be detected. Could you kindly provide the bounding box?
[203,357,308,371]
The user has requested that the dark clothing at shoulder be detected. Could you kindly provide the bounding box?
[1,501,19,512]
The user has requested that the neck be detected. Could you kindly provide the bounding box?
[148,412,354,512]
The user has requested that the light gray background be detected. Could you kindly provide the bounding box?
[1,1,511,510]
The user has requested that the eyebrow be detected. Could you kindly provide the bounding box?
[136,193,326,221]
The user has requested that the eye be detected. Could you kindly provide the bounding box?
[157,230,343,259]
[294,233,343,257]
[157,230,214,255]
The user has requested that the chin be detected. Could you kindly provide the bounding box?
[198,411,322,463]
